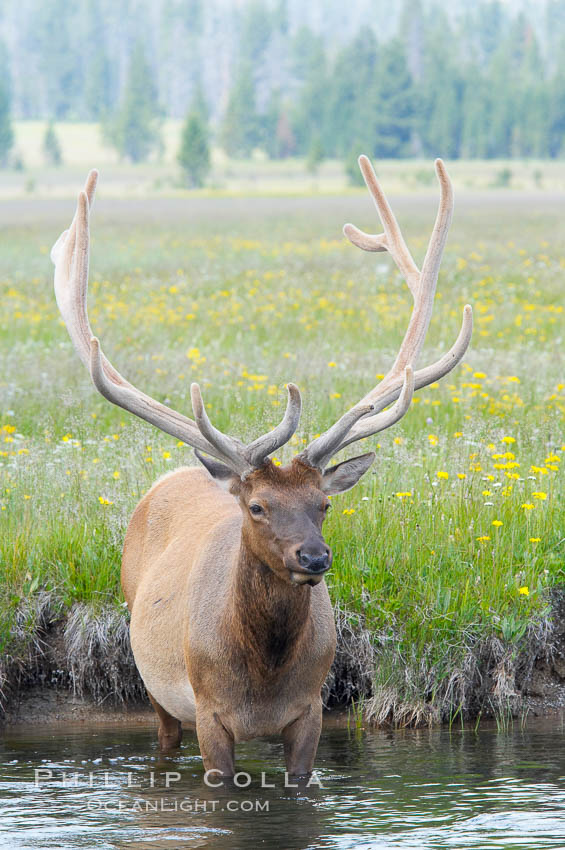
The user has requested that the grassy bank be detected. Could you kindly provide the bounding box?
[0,186,563,720]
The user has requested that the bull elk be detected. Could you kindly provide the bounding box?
[52,157,472,778]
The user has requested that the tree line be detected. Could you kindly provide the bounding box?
[1,0,565,181]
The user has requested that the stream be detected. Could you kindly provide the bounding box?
[1,714,565,849]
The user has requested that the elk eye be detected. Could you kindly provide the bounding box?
[249,504,264,515]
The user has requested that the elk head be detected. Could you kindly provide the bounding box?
[196,448,375,586]
[51,158,472,587]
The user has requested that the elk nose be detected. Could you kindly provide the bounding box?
[297,549,330,573]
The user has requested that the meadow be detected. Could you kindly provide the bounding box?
[6,120,565,198]
[0,152,563,721]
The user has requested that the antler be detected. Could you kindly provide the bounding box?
[299,156,472,471]
[52,171,301,477]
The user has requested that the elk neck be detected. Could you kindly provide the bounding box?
[225,530,313,683]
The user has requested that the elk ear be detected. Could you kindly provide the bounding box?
[194,450,239,491]
[321,452,375,495]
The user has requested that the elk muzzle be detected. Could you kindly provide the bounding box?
[285,541,332,586]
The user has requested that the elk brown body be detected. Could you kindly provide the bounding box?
[122,460,338,774]
[51,157,472,777]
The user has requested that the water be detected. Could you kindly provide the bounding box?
[2,715,565,849]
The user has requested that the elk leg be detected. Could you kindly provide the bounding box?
[282,701,323,778]
[147,691,183,750]
[195,707,235,779]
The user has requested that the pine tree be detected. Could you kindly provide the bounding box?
[32,0,81,118]
[548,39,565,157]
[480,17,531,158]
[291,29,329,155]
[85,47,114,120]
[0,47,13,167]
[43,122,62,166]
[221,62,258,157]
[240,0,273,66]
[259,91,295,159]
[417,13,462,158]
[260,89,282,158]
[460,70,491,158]
[190,81,209,124]
[371,40,415,159]
[306,134,324,175]
[108,43,161,163]
[274,110,295,158]
[84,0,114,120]
[512,24,548,157]
[326,30,378,157]
[344,143,367,186]
[178,111,210,187]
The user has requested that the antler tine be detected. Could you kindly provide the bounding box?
[53,186,94,372]
[387,157,453,378]
[246,383,302,467]
[350,303,473,420]
[190,384,252,474]
[298,403,375,471]
[53,170,304,475]
[361,156,454,393]
[53,175,134,391]
[343,155,420,294]
[306,305,472,468]
[51,169,98,278]
[300,157,471,470]
[309,368,415,471]
[88,338,215,455]
[68,192,238,462]
[410,303,472,388]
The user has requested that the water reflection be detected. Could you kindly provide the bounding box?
[1,715,565,849]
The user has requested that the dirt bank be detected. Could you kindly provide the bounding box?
[2,590,565,728]
[2,686,154,726]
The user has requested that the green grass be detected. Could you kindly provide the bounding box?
[0,180,563,716]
